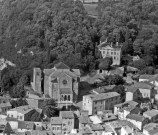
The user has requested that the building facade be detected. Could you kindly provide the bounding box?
[98,41,122,65]
[32,62,80,109]
[83,92,120,115]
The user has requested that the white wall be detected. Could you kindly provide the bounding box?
[125,92,134,102]
[83,96,93,115]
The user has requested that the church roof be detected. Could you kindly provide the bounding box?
[54,62,70,69]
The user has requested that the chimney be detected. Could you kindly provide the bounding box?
[111,42,113,47]
[116,42,118,46]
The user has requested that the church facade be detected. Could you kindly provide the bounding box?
[31,62,80,109]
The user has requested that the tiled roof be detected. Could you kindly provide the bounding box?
[79,116,92,124]
[0,102,11,108]
[60,88,72,94]
[18,121,34,129]
[102,124,113,132]
[43,69,54,76]
[51,117,62,125]
[149,74,158,82]
[126,86,138,93]
[9,105,34,114]
[143,109,158,118]
[80,127,92,134]
[89,123,104,131]
[60,111,74,119]
[139,74,153,79]
[114,100,138,107]
[84,92,120,101]
[54,62,70,69]
[143,123,158,131]
[6,117,18,122]
[133,82,155,89]
[122,126,133,134]
[3,122,15,134]
[126,114,145,122]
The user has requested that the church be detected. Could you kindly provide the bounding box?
[31,62,80,109]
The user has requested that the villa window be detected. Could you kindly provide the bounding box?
[64,95,67,101]
[111,52,113,55]
[114,52,116,55]
[20,116,22,120]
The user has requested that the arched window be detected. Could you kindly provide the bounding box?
[64,95,67,101]
[68,95,70,101]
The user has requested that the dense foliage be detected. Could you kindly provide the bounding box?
[1,0,158,96]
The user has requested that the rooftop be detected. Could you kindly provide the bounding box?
[60,111,74,119]
[139,74,153,79]
[79,115,92,124]
[8,105,34,114]
[122,126,133,134]
[3,122,15,134]
[126,86,138,93]
[84,92,120,101]
[114,100,138,108]
[143,109,158,118]
[98,41,122,50]
[89,123,104,131]
[133,82,155,89]
[126,114,145,122]
[143,123,158,131]
[18,121,34,129]
[51,117,62,125]
[0,102,11,108]
[102,124,114,132]
[149,74,158,82]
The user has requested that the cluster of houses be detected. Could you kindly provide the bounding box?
[0,41,158,135]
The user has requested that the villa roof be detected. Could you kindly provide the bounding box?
[143,109,158,118]
[84,92,120,101]
[98,41,122,50]
[60,111,74,119]
[126,114,145,122]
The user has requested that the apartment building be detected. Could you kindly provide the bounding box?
[83,92,120,115]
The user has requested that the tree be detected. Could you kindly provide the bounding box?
[10,85,26,98]
[99,57,113,71]
[112,85,125,102]
[10,98,28,108]
[28,111,41,122]
[42,99,57,118]
[130,59,146,70]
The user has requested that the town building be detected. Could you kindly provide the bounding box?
[121,126,133,135]
[0,102,12,114]
[133,82,156,100]
[143,109,158,123]
[32,62,80,109]
[6,105,38,121]
[149,74,158,87]
[114,100,139,115]
[125,87,140,102]
[139,75,153,82]
[83,92,120,115]
[143,123,158,135]
[60,111,75,134]
[126,114,148,131]
[98,41,122,65]
[50,117,62,134]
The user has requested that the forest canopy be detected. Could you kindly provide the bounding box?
[0,0,158,96]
